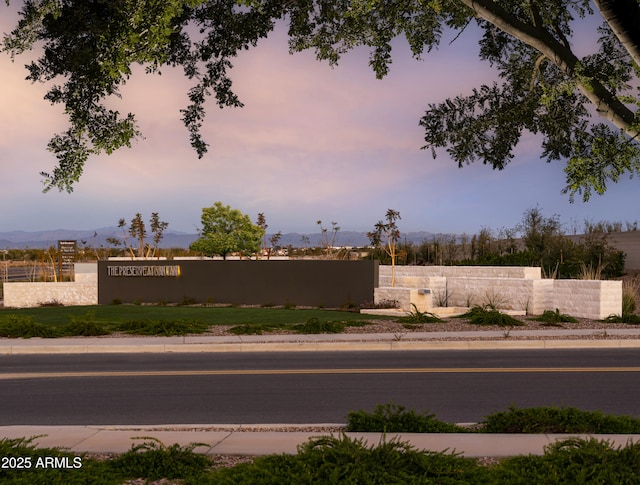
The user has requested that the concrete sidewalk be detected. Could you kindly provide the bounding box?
[2,425,639,457]
[2,328,640,354]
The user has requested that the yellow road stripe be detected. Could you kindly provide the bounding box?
[2,367,640,380]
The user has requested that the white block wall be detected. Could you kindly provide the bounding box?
[445,277,554,314]
[380,265,541,279]
[376,266,622,320]
[378,275,447,298]
[552,280,622,320]
[75,273,97,283]
[374,287,432,312]
[3,281,98,308]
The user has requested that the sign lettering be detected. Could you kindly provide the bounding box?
[107,265,181,277]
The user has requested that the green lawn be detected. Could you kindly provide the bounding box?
[0,305,379,328]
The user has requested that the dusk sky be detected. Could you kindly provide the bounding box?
[1,7,638,237]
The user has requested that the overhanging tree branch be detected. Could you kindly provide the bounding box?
[461,0,638,139]
[594,0,640,68]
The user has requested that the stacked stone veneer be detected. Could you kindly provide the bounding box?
[375,266,621,320]
[3,263,98,308]
[552,280,622,320]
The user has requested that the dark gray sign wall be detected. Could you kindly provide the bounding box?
[98,260,378,307]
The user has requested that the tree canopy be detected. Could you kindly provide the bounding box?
[190,201,264,259]
[3,1,639,199]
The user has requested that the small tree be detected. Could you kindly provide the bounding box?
[190,202,264,260]
[256,212,268,259]
[268,231,282,259]
[106,212,168,259]
[317,220,340,259]
[368,209,401,287]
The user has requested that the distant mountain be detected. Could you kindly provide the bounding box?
[0,228,452,250]
[0,228,197,250]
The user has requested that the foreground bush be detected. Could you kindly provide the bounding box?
[346,403,468,433]
[107,438,212,481]
[0,315,58,338]
[493,438,640,484]
[458,306,524,327]
[114,319,209,336]
[397,305,444,324]
[481,405,640,434]
[4,433,640,483]
[531,309,577,324]
[347,403,640,435]
[208,434,487,484]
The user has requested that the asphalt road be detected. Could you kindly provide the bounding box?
[2,350,639,425]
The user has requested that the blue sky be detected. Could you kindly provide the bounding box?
[1,8,637,236]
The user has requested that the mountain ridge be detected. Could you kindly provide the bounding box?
[0,228,447,249]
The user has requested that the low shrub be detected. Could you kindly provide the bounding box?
[108,438,211,482]
[38,300,64,307]
[481,405,640,433]
[494,438,640,484]
[397,304,443,324]
[59,311,110,336]
[458,305,524,327]
[531,309,577,324]
[292,317,346,334]
[115,319,209,336]
[209,434,487,484]
[0,437,112,484]
[346,403,468,433]
[363,298,399,309]
[0,315,59,338]
[604,313,640,324]
[228,323,285,335]
[60,321,111,337]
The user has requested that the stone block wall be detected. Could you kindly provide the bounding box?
[374,287,432,312]
[552,280,622,319]
[3,281,98,308]
[75,273,97,283]
[380,265,541,279]
[378,275,447,297]
[445,277,554,314]
[375,266,621,319]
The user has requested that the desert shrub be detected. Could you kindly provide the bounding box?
[115,319,208,336]
[292,317,346,334]
[364,298,399,309]
[0,315,59,338]
[108,438,211,482]
[58,311,110,336]
[458,306,524,327]
[60,320,110,337]
[346,403,467,433]
[494,438,640,484]
[208,434,487,484]
[604,313,640,324]
[397,304,443,324]
[481,405,640,434]
[38,300,64,307]
[0,437,112,484]
[228,323,285,335]
[531,309,577,324]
